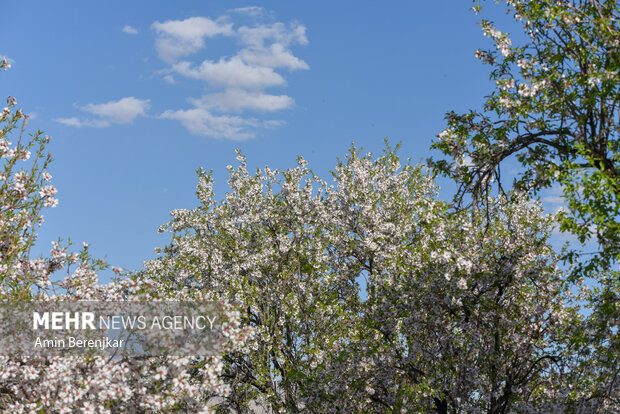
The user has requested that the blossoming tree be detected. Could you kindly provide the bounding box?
[147,143,616,412]
[0,59,252,413]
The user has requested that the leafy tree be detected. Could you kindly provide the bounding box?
[431,0,620,274]
[566,269,620,411]
[429,2,620,409]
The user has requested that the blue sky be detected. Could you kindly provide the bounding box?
[2,1,546,277]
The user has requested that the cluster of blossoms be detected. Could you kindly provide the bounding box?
[482,21,512,57]
[39,184,58,208]
[517,78,547,98]
[496,77,516,91]
[475,48,496,64]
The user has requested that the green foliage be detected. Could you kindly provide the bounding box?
[431,0,620,275]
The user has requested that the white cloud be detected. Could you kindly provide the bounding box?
[239,42,308,70]
[57,97,150,128]
[122,25,138,35]
[160,108,261,140]
[56,117,82,127]
[56,117,109,128]
[238,22,308,49]
[81,97,150,123]
[237,22,309,70]
[172,56,286,89]
[263,119,285,129]
[551,224,579,244]
[228,6,268,18]
[191,89,293,113]
[152,17,233,62]
[541,185,566,211]
[154,12,307,140]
